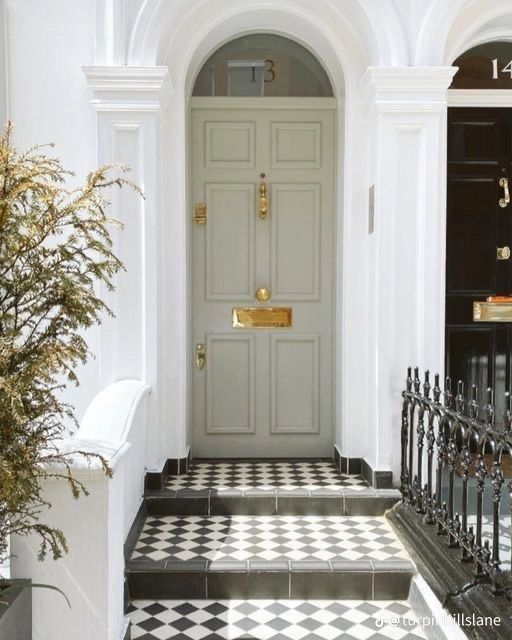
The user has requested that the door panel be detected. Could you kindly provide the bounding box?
[446,178,495,293]
[446,108,512,411]
[270,122,322,168]
[206,183,255,299]
[206,334,255,434]
[270,334,319,434]
[205,121,256,168]
[271,184,320,300]
[192,99,336,457]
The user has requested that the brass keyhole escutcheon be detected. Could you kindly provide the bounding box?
[255,287,271,302]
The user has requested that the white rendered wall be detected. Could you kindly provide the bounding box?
[5,0,99,422]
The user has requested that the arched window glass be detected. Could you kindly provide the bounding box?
[451,41,512,89]
[192,34,333,97]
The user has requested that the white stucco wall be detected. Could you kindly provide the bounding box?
[5,0,99,421]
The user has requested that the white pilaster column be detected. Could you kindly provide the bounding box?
[361,67,457,481]
[83,66,172,471]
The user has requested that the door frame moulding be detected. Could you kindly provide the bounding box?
[87,2,382,469]
[448,89,512,107]
[172,17,357,465]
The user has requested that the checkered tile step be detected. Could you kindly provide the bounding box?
[166,460,368,492]
[131,515,409,564]
[128,599,427,639]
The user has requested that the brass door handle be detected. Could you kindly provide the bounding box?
[259,181,269,219]
[195,343,206,370]
[499,177,510,208]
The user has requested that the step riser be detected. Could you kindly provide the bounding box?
[127,569,413,600]
[145,496,400,517]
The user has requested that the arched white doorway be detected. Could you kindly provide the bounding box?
[189,34,337,457]
[86,1,385,476]
[150,4,370,468]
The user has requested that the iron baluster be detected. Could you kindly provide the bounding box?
[475,453,487,577]
[490,460,504,575]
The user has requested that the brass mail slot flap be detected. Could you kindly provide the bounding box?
[233,307,292,328]
[474,301,512,322]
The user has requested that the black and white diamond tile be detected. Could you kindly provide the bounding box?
[166,460,368,492]
[131,515,409,563]
[128,599,427,639]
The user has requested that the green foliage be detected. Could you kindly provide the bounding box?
[0,123,137,561]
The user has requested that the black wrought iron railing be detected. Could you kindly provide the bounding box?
[401,366,512,595]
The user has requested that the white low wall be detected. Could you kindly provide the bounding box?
[11,380,150,640]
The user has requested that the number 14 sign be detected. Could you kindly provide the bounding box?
[492,58,512,79]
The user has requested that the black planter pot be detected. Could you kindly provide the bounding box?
[0,580,32,640]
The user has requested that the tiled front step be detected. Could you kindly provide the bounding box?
[127,558,415,600]
[128,599,428,640]
[146,459,398,516]
[127,515,415,600]
[145,488,401,516]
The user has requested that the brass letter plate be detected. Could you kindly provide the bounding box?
[474,301,512,322]
[233,307,292,328]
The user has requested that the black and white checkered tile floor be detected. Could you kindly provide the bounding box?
[131,515,408,563]
[128,599,427,639]
[166,460,368,492]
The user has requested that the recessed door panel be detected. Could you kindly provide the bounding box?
[271,122,322,168]
[205,122,256,168]
[446,177,495,293]
[206,333,255,434]
[206,183,255,299]
[271,184,320,300]
[270,334,319,434]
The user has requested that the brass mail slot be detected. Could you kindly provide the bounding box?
[233,307,292,328]
[473,301,512,322]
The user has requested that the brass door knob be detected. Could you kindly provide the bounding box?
[255,287,271,302]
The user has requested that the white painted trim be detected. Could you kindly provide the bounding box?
[448,89,512,107]
[83,65,171,91]
[189,97,337,109]
[363,66,459,92]
[360,66,458,114]
[83,65,172,112]
[409,575,468,640]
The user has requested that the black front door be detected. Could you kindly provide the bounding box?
[446,107,512,412]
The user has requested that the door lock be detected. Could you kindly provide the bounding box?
[497,246,511,260]
[195,343,206,369]
[499,178,510,208]
[194,202,207,224]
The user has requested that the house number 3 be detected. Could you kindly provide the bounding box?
[492,58,512,79]
[264,59,276,83]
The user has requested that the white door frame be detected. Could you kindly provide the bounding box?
[85,4,380,476]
